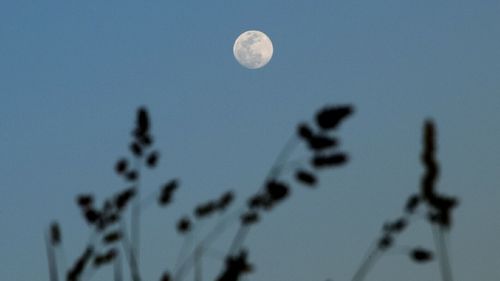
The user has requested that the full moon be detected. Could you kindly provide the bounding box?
[233,30,273,69]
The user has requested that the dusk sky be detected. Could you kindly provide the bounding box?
[1,1,499,280]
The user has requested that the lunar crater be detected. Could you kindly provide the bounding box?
[233,30,273,69]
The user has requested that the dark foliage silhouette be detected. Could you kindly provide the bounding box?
[350,120,459,281]
[46,105,459,281]
[215,250,253,281]
[46,105,353,281]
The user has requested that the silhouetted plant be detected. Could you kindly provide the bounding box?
[158,180,179,206]
[47,105,465,281]
[350,119,459,281]
[163,105,354,281]
[45,222,62,281]
[215,250,253,281]
[67,246,94,281]
[177,217,192,234]
[47,104,355,281]
[47,105,466,281]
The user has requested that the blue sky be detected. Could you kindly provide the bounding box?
[1,0,499,280]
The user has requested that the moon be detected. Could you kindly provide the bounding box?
[233,30,273,69]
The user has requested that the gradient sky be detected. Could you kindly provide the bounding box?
[1,1,499,280]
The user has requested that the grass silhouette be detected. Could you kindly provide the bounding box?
[46,105,458,281]
[351,120,459,281]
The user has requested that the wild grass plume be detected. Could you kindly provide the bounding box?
[46,105,459,281]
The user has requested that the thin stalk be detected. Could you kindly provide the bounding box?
[227,226,250,256]
[273,157,308,174]
[175,135,299,281]
[351,245,382,281]
[57,243,68,280]
[432,225,452,281]
[439,229,453,281]
[120,219,142,281]
[267,135,300,180]
[174,220,207,274]
[224,136,299,255]
[114,252,123,281]
[194,247,203,281]
[203,247,226,261]
[174,211,240,281]
[131,157,142,269]
[72,230,99,281]
[140,189,160,210]
[45,232,59,281]
[174,231,195,273]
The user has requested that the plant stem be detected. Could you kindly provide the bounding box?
[194,247,203,281]
[439,229,453,281]
[432,225,452,281]
[174,135,299,281]
[225,135,299,254]
[114,251,123,281]
[45,232,59,281]
[174,211,240,281]
[351,245,381,281]
[131,157,142,269]
[175,232,195,273]
[267,135,299,180]
[227,226,250,256]
[120,220,141,281]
